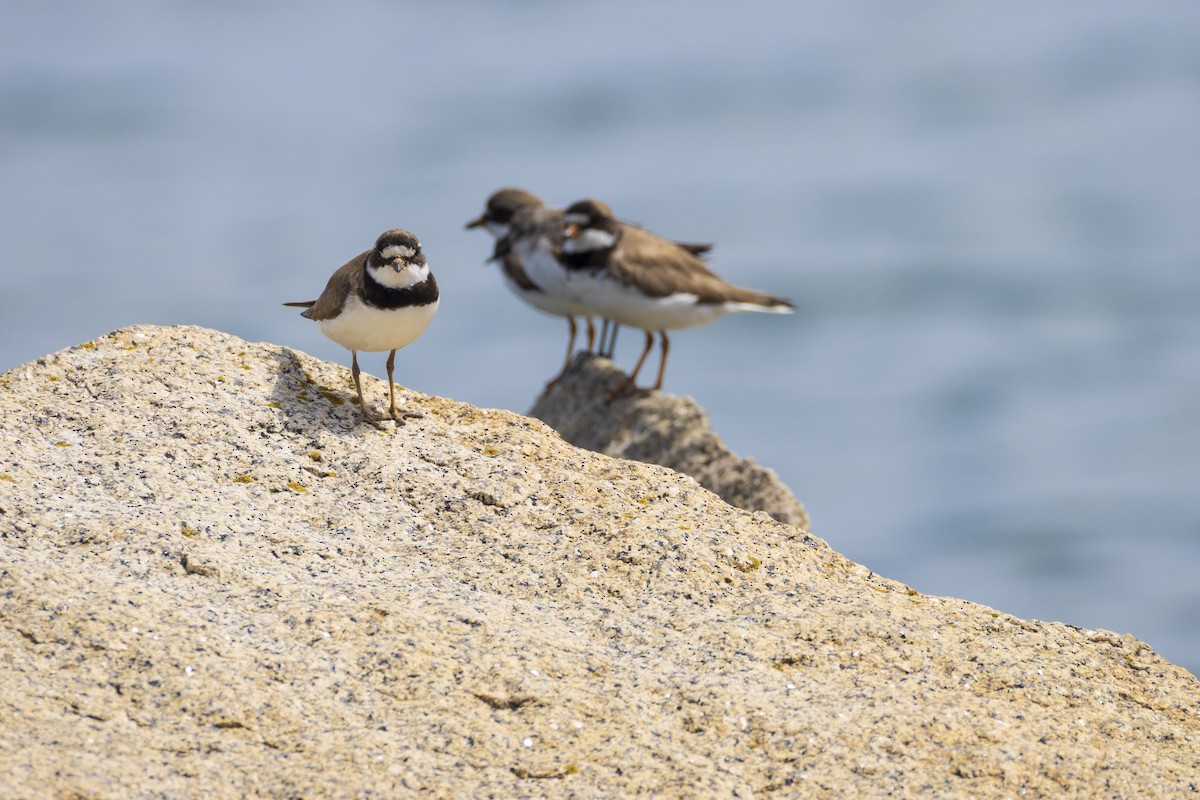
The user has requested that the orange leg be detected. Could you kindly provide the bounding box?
[610,330,655,399]
[385,349,421,423]
[546,316,578,389]
[386,349,399,419]
[351,351,380,422]
[651,332,670,391]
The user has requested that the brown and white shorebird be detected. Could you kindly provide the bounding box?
[558,199,793,398]
[466,189,598,384]
[284,229,439,423]
[466,188,716,381]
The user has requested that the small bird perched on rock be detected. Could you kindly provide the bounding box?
[466,188,596,385]
[558,198,793,398]
[284,229,439,423]
[467,188,716,384]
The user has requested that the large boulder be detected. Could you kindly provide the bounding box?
[0,325,1196,798]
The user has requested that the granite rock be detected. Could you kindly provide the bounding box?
[530,354,810,529]
[0,324,1197,798]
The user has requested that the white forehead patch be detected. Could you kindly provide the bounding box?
[381,244,417,260]
[562,213,588,225]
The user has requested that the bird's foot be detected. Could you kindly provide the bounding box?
[359,410,391,429]
[388,403,423,425]
[607,380,647,402]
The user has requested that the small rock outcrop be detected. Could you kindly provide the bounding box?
[0,325,1197,799]
[530,354,809,528]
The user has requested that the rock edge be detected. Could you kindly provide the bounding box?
[0,324,1196,799]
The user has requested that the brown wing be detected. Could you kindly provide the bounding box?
[617,216,712,256]
[609,226,789,307]
[678,241,714,256]
[289,251,369,321]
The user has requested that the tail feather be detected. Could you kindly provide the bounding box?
[679,241,714,256]
[283,300,316,320]
[726,297,794,315]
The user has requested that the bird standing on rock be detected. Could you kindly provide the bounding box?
[284,229,439,424]
[466,188,598,386]
[558,198,793,398]
[467,188,719,385]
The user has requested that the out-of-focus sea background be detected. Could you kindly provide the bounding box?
[2,2,1197,674]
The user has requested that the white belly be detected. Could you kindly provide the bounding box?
[519,247,571,298]
[503,245,592,318]
[503,274,591,318]
[316,294,439,352]
[569,273,731,331]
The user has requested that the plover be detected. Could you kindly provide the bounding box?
[284,229,439,423]
[467,189,596,385]
[558,199,792,397]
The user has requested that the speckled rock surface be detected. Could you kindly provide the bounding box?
[0,324,1197,799]
[530,354,809,528]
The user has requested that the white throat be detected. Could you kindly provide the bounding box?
[368,261,430,289]
[485,221,510,240]
[563,228,616,254]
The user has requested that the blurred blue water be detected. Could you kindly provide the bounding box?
[2,1,1198,674]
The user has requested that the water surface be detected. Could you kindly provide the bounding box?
[2,1,1198,673]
